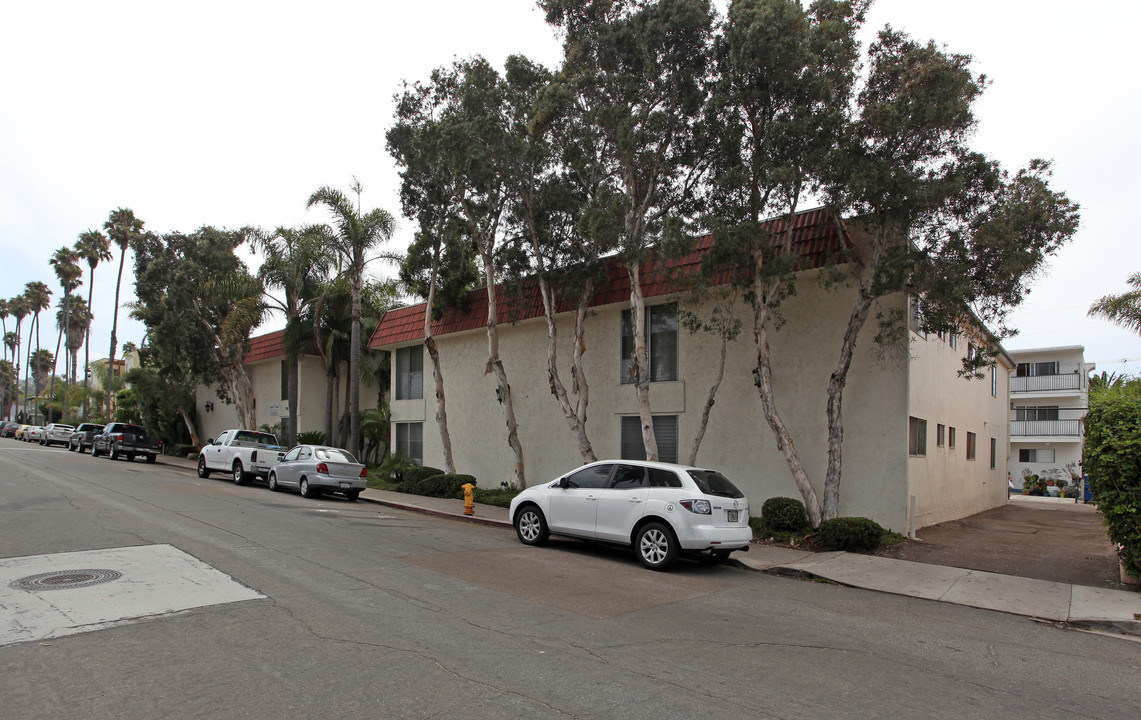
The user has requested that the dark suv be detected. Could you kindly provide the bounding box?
[91,422,163,463]
[68,423,105,453]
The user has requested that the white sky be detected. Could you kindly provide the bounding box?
[2,0,1139,375]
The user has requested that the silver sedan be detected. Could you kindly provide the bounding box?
[267,445,368,501]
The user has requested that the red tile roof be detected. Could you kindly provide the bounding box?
[244,330,286,364]
[371,207,854,348]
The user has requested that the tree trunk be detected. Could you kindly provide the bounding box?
[689,326,728,466]
[349,268,362,458]
[286,352,299,447]
[341,361,351,450]
[106,251,127,420]
[823,290,874,521]
[83,272,94,421]
[481,250,526,489]
[627,264,658,461]
[424,250,456,474]
[570,282,593,455]
[325,364,335,442]
[177,406,200,449]
[538,274,596,463]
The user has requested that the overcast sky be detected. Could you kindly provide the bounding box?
[2,1,1139,375]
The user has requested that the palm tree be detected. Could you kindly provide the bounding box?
[58,294,90,419]
[7,296,27,418]
[0,298,8,363]
[50,247,83,420]
[0,359,15,420]
[254,226,332,447]
[307,185,396,457]
[1090,272,1141,335]
[103,209,145,421]
[30,348,54,401]
[74,228,112,420]
[23,282,52,423]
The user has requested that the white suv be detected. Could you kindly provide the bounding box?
[509,460,752,570]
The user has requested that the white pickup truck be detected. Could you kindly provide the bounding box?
[196,429,285,485]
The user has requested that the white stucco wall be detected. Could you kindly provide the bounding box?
[390,274,929,530]
[905,329,1012,529]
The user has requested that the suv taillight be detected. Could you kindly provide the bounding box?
[680,499,712,514]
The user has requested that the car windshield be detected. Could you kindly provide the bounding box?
[687,470,745,498]
[315,448,356,463]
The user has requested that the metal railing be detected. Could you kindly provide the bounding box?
[1010,419,1083,437]
[1010,374,1083,393]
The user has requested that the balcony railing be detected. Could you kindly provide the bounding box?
[1010,374,1083,393]
[1010,419,1083,437]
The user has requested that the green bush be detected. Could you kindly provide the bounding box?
[761,497,810,532]
[378,453,415,481]
[401,465,446,485]
[297,430,327,445]
[168,443,197,458]
[1022,474,1046,496]
[814,517,885,552]
[1083,390,1141,575]
[473,488,520,508]
[398,473,476,498]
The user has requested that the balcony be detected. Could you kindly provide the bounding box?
[1010,419,1083,438]
[1010,374,1083,393]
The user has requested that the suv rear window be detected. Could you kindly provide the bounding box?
[687,470,745,498]
[115,424,147,435]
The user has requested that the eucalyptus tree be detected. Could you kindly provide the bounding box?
[816,30,1079,522]
[131,226,266,432]
[540,0,714,460]
[103,208,146,420]
[696,0,865,524]
[50,246,83,419]
[74,228,112,419]
[307,186,396,459]
[388,77,481,474]
[253,226,332,447]
[23,281,52,422]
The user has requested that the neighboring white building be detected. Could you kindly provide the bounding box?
[1007,345,1094,489]
[372,209,1013,533]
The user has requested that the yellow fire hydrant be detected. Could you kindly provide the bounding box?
[462,483,475,516]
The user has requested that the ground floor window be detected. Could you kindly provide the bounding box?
[395,422,424,466]
[948,426,957,449]
[620,415,678,464]
[990,437,997,469]
[966,431,977,460]
[908,417,927,457]
[1018,448,1055,463]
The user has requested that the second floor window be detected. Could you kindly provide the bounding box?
[621,304,678,384]
[1016,361,1060,377]
[395,346,424,400]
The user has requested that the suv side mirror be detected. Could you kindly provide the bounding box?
[206,438,214,445]
[558,477,570,489]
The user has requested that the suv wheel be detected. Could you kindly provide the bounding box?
[514,504,550,546]
[635,522,678,571]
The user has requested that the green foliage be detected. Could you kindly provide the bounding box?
[1021,474,1045,496]
[401,465,446,484]
[296,430,328,445]
[761,496,810,532]
[814,517,886,552]
[397,473,476,499]
[378,452,415,481]
[1082,384,1141,574]
[472,488,520,508]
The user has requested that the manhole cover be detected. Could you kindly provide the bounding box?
[9,569,122,591]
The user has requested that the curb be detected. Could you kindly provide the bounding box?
[357,495,513,529]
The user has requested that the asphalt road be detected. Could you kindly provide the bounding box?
[1,439,1138,719]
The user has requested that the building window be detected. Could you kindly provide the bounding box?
[908,296,924,336]
[395,422,423,465]
[1016,361,1060,377]
[1018,448,1055,463]
[948,426,957,449]
[966,431,977,460]
[620,415,678,464]
[621,304,678,384]
[908,417,927,457]
[936,423,945,447]
[949,331,958,350]
[991,366,997,397]
[1014,406,1060,421]
[990,438,997,469]
[395,346,424,400]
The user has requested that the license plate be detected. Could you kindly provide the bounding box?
[727,510,739,523]
[339,482,350,489]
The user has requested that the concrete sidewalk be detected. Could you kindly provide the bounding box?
[160,457,1141,637]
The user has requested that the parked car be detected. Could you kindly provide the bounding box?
[196,429,284,485]
[68,423,105,453]
[23,426,44,443]
[267,445,367,501]
[91,422,163,463]
[0,421,17,438]
[14,424,29,440]
[41,423,75,447]
[509,460,752,571]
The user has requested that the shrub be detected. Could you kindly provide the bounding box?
[169,443,197,458]
[473,488,520,508]
[296,430,327,445]
[761,497,810,532]
[1063,485,1081,499]
[378,453,415,481]
[402,465,446,484]
[1022,474,1046,496]
[398,473,476,498]
[1083,390,1141,575]
[814,517,885,552]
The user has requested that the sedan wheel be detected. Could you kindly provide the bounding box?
[232,460,248,486]
[635,522,678,571]
[344,490,360,502]
[514,504,549,546]
[197,455,211,478]
[300,478,317,499]
[268,472,279,492]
